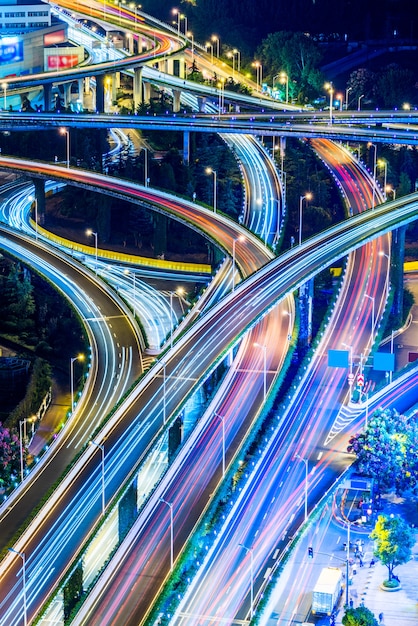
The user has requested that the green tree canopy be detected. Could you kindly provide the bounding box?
[370,515,415,581]
[256,31,323,100]
[347,408,418,495]
[342,605,378,626]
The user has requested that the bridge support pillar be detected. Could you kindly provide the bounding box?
[183,130,190,165]
[197,96,206,112]
[391,226,406,324]
[133,66,143,110]
[298,279,313,348]
[95,74,106,113]
[31,178,46,226]
[62,83,71,109]
[43,83,52,111]
[172,89,181,112]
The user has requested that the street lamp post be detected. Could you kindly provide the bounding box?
[227,51,236,79]
[345,86,352,110]
[123,269,137,316]
[8,548,27,626]
[141,145,148,186]
[368,142,377,209]
[325,82,333,124]
[205,42,214,65]
[86,229,98,271]
[358,94,365,111]
[169,287,185,349]
[295,454,309,522]
[239,543,254,619]
[234,48,241,72]
[90,440,105,516]
[232,235,245,292]
[59,127,70,168]
[254,342,267,401]
[214,412,225,476]
[205,167,217,213]
[364,293,375,349]
[70,354,84,414]
[299,193,312,246]
[187,31,194,62]
[378,159,387,200]
[211,34,219,58]
[19,419,26,482]
[385,185,396,201]
[159,497,174,571]
[252,61,262,91]
[280,71,289,103]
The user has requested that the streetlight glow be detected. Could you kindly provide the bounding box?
[299,193,313,246]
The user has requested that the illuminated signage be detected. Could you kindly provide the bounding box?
[44,30,66,46]
[47,54,79,70]
[0,37,24,64]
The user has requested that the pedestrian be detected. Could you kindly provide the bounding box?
[370,558,375,567]
[352,564,357,575]
[349,598,354,608]
[359,556,364,567]
[379,612,384,623]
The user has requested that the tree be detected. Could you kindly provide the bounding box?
[370,515,415,582]
[347,408,418,495]
[342,605,378,626]
[0,423,21,489]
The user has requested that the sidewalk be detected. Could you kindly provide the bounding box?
[338,539,418,626]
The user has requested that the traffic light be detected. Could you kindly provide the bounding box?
[308,546,313,559]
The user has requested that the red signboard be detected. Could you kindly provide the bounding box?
[47,54,79,70]
[357,373,365,387]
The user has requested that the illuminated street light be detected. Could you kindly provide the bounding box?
[324,82,333,124]
[205,167,217,213]
[186,31,194,61]
[280,71,289,103]
[159,497,174,571]
[345,86,352,110]
[299,192,312,246]
[70,354,84,414]
[8,548,27,626]
[169,287,185,349]
[367,142,377,209]
[205,41,214,65]
[378,159,387,200]
[385,185,396,201]
[90,440,105,516]
[252,61,263,92]
[211,34,219,58]
[86,228,98,271]
[123,268,137,317]
[239,543,254,618]
[59,127,70,168]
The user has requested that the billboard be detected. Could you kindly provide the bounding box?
[44,30,66,46]
[0,37,24,64]
[47,54,79,70]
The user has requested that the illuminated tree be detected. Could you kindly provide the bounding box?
[370,515,415,582]
[342,606,378,626]
[0,424,21,489]
[347,408,418,495]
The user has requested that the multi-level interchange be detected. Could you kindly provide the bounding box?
[0,2,417,625]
